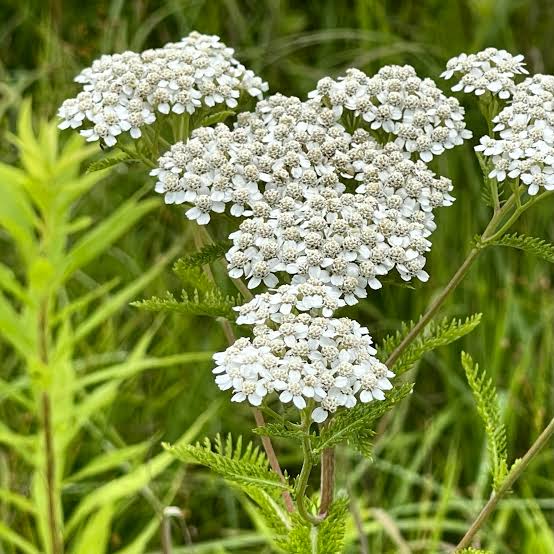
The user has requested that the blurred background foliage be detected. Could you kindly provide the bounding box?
[0,0,553,552]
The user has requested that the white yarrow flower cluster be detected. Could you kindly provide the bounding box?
[57,31,268,146]
[475,74,554,195]
[213,314,394,422]
[442,47,527,100]
[309,66,471,162]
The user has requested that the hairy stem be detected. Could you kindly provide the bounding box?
[456,416,554,551]
[39,301,63,554]
[319,448,335,516]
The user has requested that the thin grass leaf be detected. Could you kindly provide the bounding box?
[70,503,114,554]
[0,522,40,554]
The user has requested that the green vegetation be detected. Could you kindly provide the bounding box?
[1,1,554,552]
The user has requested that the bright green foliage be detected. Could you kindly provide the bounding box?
[132,288,239,319]
[275,497,349,553]
[491,232,554,264]
[459,549,493,554]
[86,151,137,173]
[168,434,292,535]
[380,314,482,375]
[135,253,241,319]
[461,352,508,491]
[253,421,308,442]
[0,102,209,554]
[314,383,413,456]
[173,240,232,270]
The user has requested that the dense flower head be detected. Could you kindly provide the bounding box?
[442,47,527,100]
[235,280,346,325]
[226,141,454,300]
[475,74,554,195]
[57,31,268,146]
[151,93,357,224]
[308,65,472,162]
[212,314,394,422]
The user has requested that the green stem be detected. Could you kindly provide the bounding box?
[296,412,324,526]
[456,416,554,551]
[38,300,63,554]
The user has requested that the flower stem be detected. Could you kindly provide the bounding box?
[456,416,554,551]
[319,447,335,517]
[296,412,324,526]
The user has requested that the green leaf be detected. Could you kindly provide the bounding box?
[0,522,40,554]
[490,232,554,264]
[65,401,219,536]
[70,503,114,554]
[168,433,291,534]
[314,383,413,456]
[0,293,35,357]
[69,245,178,346]
[461,352,508,491]
[59,197,159,282]
[64,442,150,483]
[199,110,235,127]
[168,433,290,493]
[275,497,349,554]
[75,352,212,389]
[133,289,240,319]
[381,314,482,375]
[173,240,232,271]
[253,422,306,442]
[0,487,36,514]
[86,152,136,173]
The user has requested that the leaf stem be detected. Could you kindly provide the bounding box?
[456,416,554,551]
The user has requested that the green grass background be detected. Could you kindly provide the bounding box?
[1,0,554,552]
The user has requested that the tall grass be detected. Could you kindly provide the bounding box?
[1,0,553,552]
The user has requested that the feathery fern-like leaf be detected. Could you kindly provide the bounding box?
[313,383,413,456]
[275,497,349,554]
[490,232,554,264]
[461,352,508,491]
[173,240,231,272]
[167,434,291,534]
[380,314,482,375]
[253,422,307,442]
[132,289,240,319]
[86,152,136,173]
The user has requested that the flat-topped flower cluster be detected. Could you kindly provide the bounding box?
[58,31,268,146]
[61,38,534,422]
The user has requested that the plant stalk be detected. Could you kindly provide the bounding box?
[296,413,323,526]
[39,301,63,554]
[456,416,554,551]
[319,448,335,516]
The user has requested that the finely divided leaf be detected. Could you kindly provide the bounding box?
[490,233,554,264]
[461,352,508,491]
[314,383,413,456]
[86,152,136,173]
[173,240,232,272]
[381,314,482,375]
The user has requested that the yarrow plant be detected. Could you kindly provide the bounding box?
[59,36,554,552]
